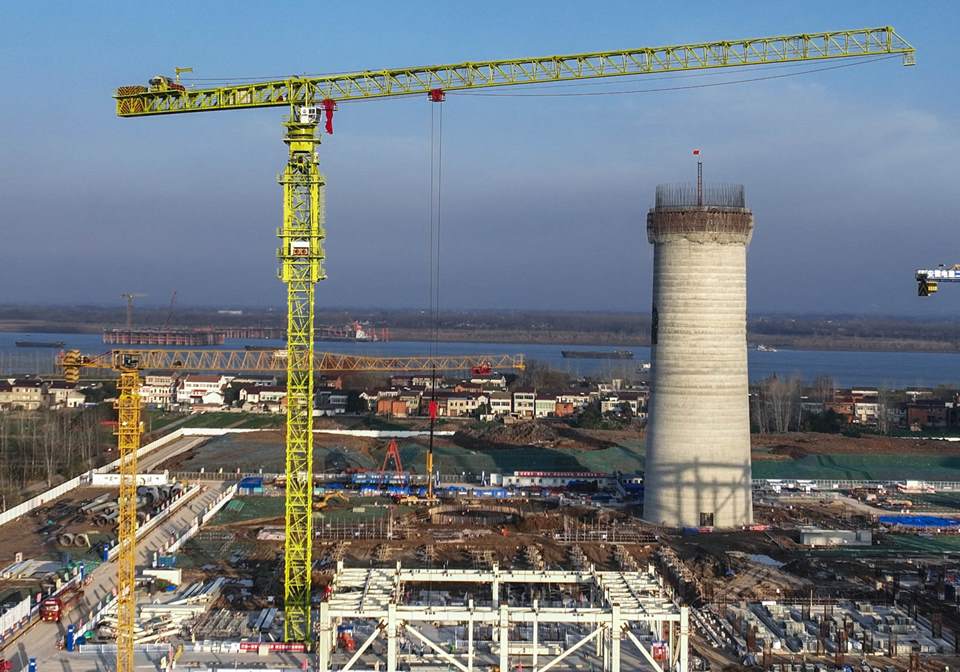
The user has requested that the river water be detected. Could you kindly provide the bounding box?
[1,330,959,388]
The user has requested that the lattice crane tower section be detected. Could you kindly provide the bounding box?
[112,26,914,646]
[278,114,325,640]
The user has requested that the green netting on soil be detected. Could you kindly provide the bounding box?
[752,453,960,481]
[209,496,284,525]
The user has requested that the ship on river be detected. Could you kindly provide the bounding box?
[561,350,634,360]
[15,340,66,349]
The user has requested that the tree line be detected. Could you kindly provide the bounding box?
[0,407,112,507]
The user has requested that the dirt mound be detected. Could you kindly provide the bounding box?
[454,420,621,451]
[753,432,958,456]
[454,421,560,450]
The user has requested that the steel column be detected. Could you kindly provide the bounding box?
[499,605,509,672]
[387,604,397,672]
[467,600,474,672]
[680,606,689,672]
[317,603,331,672]
[610,605,621,672]
[533,599,539,672]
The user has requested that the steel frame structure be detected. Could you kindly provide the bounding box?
[115,27,913,116]
[318,562,689,672]
[110,24,914,651]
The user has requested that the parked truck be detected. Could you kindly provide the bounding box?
[41,586,82,622]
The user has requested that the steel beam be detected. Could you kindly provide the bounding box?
[403,623,469,672]
[538,625,604,672]
[340,622,382,672]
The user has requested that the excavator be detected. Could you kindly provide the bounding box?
[916,264,960,296]
[313,491,349,511]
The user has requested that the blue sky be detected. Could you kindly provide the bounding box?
[1,1,957,316]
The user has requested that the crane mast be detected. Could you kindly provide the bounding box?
[110,24,915,660]
[278,112,326,640]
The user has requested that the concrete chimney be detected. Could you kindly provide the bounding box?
[643,183,754,529]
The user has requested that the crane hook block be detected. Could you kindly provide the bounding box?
[321,99,337,134]
[428,88,445,103]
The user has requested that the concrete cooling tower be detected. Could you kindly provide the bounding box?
[642,182,754,529]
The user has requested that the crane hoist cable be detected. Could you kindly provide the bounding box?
[426,89,445,500]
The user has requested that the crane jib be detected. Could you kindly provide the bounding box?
[114,26,914,116]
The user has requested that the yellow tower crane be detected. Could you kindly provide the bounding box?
[60,348,522,671]
[111,26,914,652]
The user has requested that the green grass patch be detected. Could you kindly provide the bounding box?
[180,412,245,428]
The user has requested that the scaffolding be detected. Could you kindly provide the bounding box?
[317,562,689,672]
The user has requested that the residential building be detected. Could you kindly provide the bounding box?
[316,391,348,416]
[377,398,408,417]
[907,400,949,431]
[398,390,423,416]
[488,392,512,416]
[411,375,443,389]
[513,389,536,418]
[600,390,645,416]
[470,373,507,389]
[853,401,880,425]
[534,394,558,418]
[178,374,232,406]
[557,391,592,410]
[47,381,86,409]
[825,393,855,423]
[448,393,489,417]
[0,381,13,409]
[141,371,179,408]
[240,385,286,413]
[9,379,46,410]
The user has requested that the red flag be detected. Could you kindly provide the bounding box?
[428,400,438,419]
[692,149,701,156]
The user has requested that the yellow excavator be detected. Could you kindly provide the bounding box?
[313,491,349,511]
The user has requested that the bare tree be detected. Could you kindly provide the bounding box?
[753,375,802,434]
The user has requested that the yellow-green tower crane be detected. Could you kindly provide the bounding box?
[112,25,914,652]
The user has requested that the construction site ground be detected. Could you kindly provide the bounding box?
[4,481,231,671]
[0,487,116,566]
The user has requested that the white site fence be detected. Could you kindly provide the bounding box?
[164,484,238,554]
[0,567,84,646]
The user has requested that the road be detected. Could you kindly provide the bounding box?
[8,481,230,671]
[138,435,209,473]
